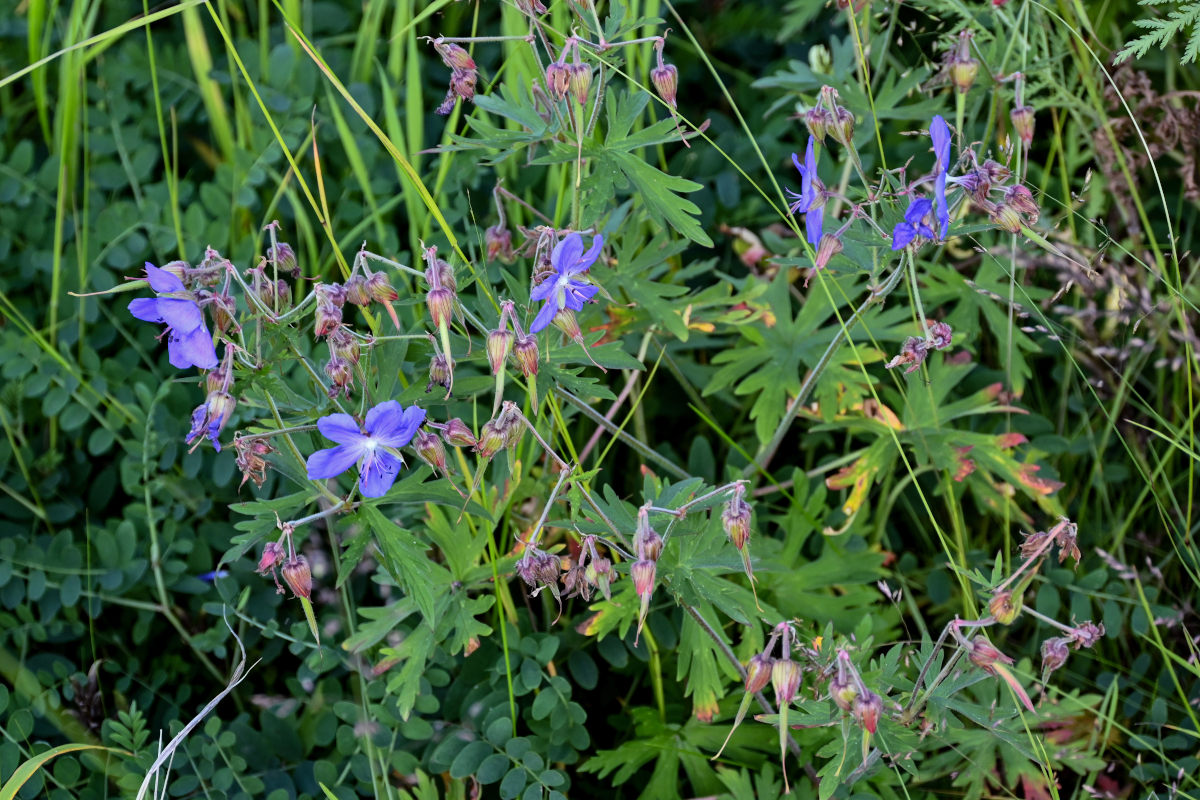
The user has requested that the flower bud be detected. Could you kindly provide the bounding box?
[635,518,663,562]
[325,356,353,397]
[161,260,190,283]
[721,494,752,550]
[852,689,882,733]
[552,308,582,341]
[567,62,592,104]
[328,326,360,365]
[513,334,540,377]
[830,106,855,147]
[804,107,831,143]
[487,329,514,375]
[814,233,843,272]
[546,61,571,101]
[485,225,514,263]
[257,541,284,574]
[210,292,236,333]
[426,287,455,328]
[442,418,477,448]
[273,279,292,309]
[989,589,1021,625]
[989,202,1023,234]
[367,272,399,303]
[316,282,347,308]
[315,303,342,337]
[967,635,1012,673]
[651,63,678,108]
[631,559,656,597]
[949,56,979,94]
[427,355,452,394]
[586,555,613,601]
[436,41,475,72]
[473,420,505,459]
[771,658,801,705]
[1010,104,1035,145]
[268,242,299,277]
[343,275,371,306]
[830,671,858,712]
[413,429,446,471]
[281,555,312,599]
[1041,637,1070,676]
[981,158,1011,184]
[744,653,774,694]
[1005,184,1039,222]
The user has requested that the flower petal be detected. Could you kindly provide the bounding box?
[144,263,185,293]
[804,136,817,178]
[891,222,916,251]
[529,299,559,334]
[573,234,604,274]
[930,115,951,173]
[551,233,584,275]
[530,279,556,302]
[306,444,361,480]
[317,413,365,445]
[128,297,164,323]
[366,401,426,447]
[167,326,218,369]
[359,450,403,498]
[156,298,204,333]
[805,206,824,247]
[935,172,950,239]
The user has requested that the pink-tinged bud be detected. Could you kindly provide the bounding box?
[435,41,475,72]
[516,0,548,12]
[852,690,882,733]
[830,106,855,147]
[328,327,361,365]
[487,329,514,375]
[967,635,1012,673]
[498,409,526,449]
[1041,637,1070,676]
[268,242,298,277]
[325,357,353,397]
[210,292,236,334]
[1069,620,1104,649]
[281,555,312,599]
[274,280,292,309]
[442,418,477,448]
[830,671,858,712]
[814,233,843,272]
[316,282,347,308]
[161,260,190,283]
[988,202,1023,234]
[206,359,231,394]
[982,159,1011,184]
[551,308,582,341]
[631,559,656,597]
[427,355,452,394]
[804,107,831,143]
[343,275,371,306]
[546,61,571,101]
[428,257,457,294]
[989,590,1021,625]
[473,420,505,459]
[635,516,663,562]
[257,541,284,574]
[771,658,801,705]
[744,653,774,693]
[721,494,752,550]
[513,334,540,377]
[586,556,614,601]
[1005,184,1039,222]
[1011,104,1035,145]
[315,302,342,337]
[651,63,678,108]
[996,432,1027,449]
[413,429,446,471]
[426,287,455,328]
[927,320,953,350]
[949,56,979,94]
[366,272,399,303]
[485,225,514,263]
[567,63,592,104]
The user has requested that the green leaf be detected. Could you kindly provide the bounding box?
[0,744,126,800]
[605,152,712,247]
[361,506,438,628]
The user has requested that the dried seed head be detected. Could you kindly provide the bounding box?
[442,418,477,448]
[771,658,801,705]
[281,555,312,599]
[744,653,774,694]
[651,63,678,108]
[487,329,515,375]
[513,334,540,377]
[927,320,953,351]
[1069,620,1104,649]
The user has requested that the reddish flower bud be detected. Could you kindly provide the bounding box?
[325,356,353,398]
[651,63,678,107]
[257,541,284,574]
[1010,104,1035,145]
[967,635,1013,673]
[744,653,774,694]
[281,555,312,599]
[473,420,505,459]
[316,282,347,308]
[343,275,371,306]
[852,689,882,733]
[721,493,752,550]
[546,61,571,101]
[513,334,540,377]
[413,429,446,471]
[315,303,342,337]
[426,287,455,328]
[771,658,801,705]
[435,41,475,72]
[486,225,514,263]
[814,233,843,272]
[830,670,858,712]
[273,279,292,309]
[989,202,1023,234]
[328,326,360,365]
[268,242,298,277]
[487,329,514,375]
[830,106,855,147]
[367,272,399,303]
[804,107,831,143]
[442,418,477,448]
[631,559,656,597]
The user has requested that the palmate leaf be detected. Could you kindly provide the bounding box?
[360,505,439,628]
[604,151,712,247]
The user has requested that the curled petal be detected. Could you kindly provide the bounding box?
[144,262,186,293]
[306,443,361,480]
[930,115,951,173]
[359,450,404,498]
[805,206,824,247]
[317,413,365,445]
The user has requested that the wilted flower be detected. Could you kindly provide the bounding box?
[257,541,284,575]
[486,225,514,263]
[885,336,930,373]
[1068,620,1104,649]
[187,390,236,452]
[234,435,274,489]
[127,263,219,370]
[786,136,824,246]
[1041,636,1070,676]
[306,401,427,498]
[529,232,602,333]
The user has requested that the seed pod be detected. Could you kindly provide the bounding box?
[343,275,371,306]
[771,658,801,705]
[325,357,353,397]
[161,260,190,284]
[949,56,979,94]
[989,590,1021,625]
[427,355,452,394]
[552,308,582,341]
[328,326,360,365]
[435,41,476,72]
[1004,184,1039,221]
[852,689,882,733]
[442,418,477,448]
[651,63,678,108]
[426,287,455,328]
[473,420,505,459]
[830,670,858,712]
[281,555,312,600]
[967,635,1012,673]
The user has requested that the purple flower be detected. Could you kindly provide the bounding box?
[930,115,952,239]
[127,263,219,370]
[306,401,427,498]
[891,197,937,250]
[786,136,824,246]
[187,391,235,452]
[529,232,602,334]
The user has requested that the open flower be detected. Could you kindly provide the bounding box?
[890,197,937,250]
[127,263,218,369]
[786,136,824,246]
[529,232,602,333]
[306,401,427,498]
[930,115,952,239]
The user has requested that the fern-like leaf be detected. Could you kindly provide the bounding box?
[1116,0,1200,65]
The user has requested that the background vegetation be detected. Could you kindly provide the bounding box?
[0,0,1197,798]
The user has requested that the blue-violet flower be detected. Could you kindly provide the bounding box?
[787,136,824,246]
[306,401,427,498]
[930,115,952,239]
[127,263,219,369]
[529,232,602,334]
[891,197,937,250]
